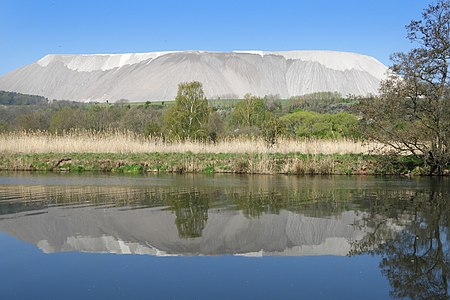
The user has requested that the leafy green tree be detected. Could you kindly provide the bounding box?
[230,93,271,128]
[164,81,210,140]
[358,0,450,175]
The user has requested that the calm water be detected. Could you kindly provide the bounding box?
[0,172,449,300]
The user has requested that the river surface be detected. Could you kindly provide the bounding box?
[0,172,449,300]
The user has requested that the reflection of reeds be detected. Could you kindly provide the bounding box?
[0,130,380,154]
[0,181,374,216]
[0,185,163,208]
[0,181,422,221]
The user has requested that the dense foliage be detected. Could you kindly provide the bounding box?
[280,111,359,139]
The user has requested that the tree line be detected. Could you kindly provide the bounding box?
[0,87,360,142]
[0,90,49,105]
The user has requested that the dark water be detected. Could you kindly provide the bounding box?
[0,172,449,300]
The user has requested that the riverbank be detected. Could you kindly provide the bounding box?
[0,152,431,175]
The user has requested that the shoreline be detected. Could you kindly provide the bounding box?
[0,152,436,176]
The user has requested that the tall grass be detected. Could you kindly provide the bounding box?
[0,130,381,154]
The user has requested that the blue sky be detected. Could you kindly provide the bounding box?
[0,0,433,75]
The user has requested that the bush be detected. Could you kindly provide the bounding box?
[280,110,359,139]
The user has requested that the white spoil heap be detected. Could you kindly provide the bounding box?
[0,50,388,102]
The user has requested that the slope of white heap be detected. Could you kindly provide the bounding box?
[37,51,179,72]
[270,50,386,79]
[0,50,388,102]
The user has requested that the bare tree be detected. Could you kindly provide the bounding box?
[358,0,450,175]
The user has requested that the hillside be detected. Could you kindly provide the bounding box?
[0,50,387,102]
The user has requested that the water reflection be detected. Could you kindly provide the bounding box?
[0,173,449,298]
[350,181,450,300]
[0,174,377,255]
[167,191,209,238]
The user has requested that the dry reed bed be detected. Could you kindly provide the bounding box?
[0,131,381,155]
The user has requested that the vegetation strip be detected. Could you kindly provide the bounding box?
[0,152,435,176]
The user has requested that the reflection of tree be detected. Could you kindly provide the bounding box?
[233,191,286,218]
[352,183,450,300]
[232,188,357,219]
[166,191,209,239]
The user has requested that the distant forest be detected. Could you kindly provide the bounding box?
[0,90,49,105]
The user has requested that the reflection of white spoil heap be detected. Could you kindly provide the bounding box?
[0,206,370,256]
[0,50,387,102]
